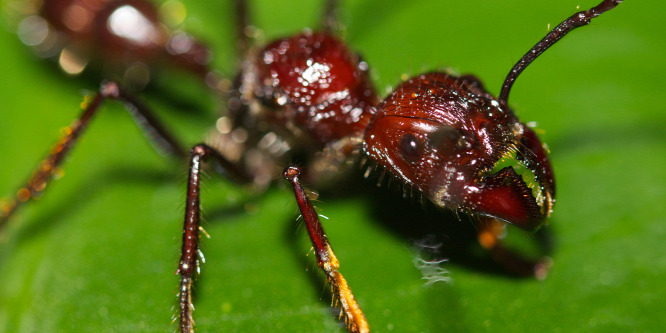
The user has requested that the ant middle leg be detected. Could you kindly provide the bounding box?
[176,143,253,333]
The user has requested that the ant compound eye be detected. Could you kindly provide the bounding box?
[399,133,424,163]
[430,125,462,151]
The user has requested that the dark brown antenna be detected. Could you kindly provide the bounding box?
[499,0,623,105]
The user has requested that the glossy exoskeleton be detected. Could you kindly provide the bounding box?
[0,0,624,332]
[16,0,214,87]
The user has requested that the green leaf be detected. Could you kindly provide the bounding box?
[1,0,664,332]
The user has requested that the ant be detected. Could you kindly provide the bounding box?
[0,0,630,332]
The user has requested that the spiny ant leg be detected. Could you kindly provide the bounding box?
[0,85,107,228]
[499,0,623,104]
[177,145,206,333]
[116,87,187,159]
[477,217,552,280]
[284,165,369,333]
[176,143,251,333]
[0,81,186,230]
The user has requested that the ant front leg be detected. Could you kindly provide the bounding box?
[176,144,251,333]
[0,82,186,230]
[284,165,369,333]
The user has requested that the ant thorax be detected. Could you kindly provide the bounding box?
[209,31,378,189]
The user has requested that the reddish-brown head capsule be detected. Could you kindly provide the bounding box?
[255,31,377,146]
[364,72,555,230]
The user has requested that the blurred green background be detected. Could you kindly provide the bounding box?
[0,0,664,332]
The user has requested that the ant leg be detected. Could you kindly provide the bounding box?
[0,81,186,229]
[233,0,251,58]
[114,86,187,158]
[176,144,251,333]
[177,144,207,333]
[322,0,340,34]
[284,165,370,333]
[477,217,552,280]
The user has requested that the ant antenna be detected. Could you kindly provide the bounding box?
[499,0,623,105]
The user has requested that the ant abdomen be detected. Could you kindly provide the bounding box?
[216,31,380,188]
[20,0,211,85]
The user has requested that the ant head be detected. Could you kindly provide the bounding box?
[362,0,625,229]
[363,72,554,230]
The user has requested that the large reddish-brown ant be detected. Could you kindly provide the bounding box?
[0,0,632,331]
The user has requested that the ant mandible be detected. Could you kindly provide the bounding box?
[0,0,624,332]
